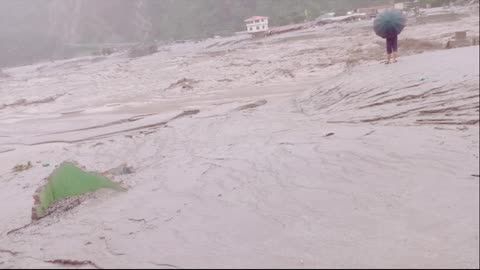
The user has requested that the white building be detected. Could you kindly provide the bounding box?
[244,16,269,34]
[395,2,406,9]
[394,2,415,10]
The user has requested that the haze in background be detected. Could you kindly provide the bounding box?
[0,0,401,67]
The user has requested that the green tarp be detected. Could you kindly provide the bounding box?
[33,162,125,220]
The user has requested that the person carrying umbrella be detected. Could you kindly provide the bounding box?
[374,9,407,64]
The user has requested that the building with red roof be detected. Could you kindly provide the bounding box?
[244,16,269,35]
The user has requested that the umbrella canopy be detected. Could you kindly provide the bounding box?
[374,9,407,39]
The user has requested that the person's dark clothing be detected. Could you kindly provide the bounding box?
[386,35,398,54]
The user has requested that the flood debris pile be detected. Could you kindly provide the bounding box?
[31,162,126,220]
[128,41,158,58]
[12,161,33,172]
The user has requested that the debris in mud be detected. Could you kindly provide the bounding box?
[43,196,83,218]
[128,218,147,223]
[201,50,232,57]
[276,68,295,78]
[13,161,33,172]
[128,41,158,58]
[91,142,104,148]
[325,132,335,137]
[171,109,201,120]
[267,23,309,36]
[217,78,233,82]
[45,259,101,269]
[0,94,65,110]
[0,147,14,154]
[106,164,135,176]
[92,47,115,56]
[165,78,199,91]
[149,262,182,269]
[31,162,126,221]
[445,31,477,49]
[0,249,20,256]
[236,99,267,111]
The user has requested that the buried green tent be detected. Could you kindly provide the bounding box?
[32,162,126,220]
[374,9,407,39]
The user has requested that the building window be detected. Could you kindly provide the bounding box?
[255,20,259,23]
[249,27,252,31]
[256,26,260,30]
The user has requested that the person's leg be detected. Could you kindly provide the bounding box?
[386,38,393,64]
[392,36,398,63]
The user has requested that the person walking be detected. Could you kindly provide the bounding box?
[374,9,407,64]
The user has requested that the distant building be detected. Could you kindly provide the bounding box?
[244,16,269,36]
[394,2,415,10]
[395,2,406,10]
[317,12,336,20]
[356,4,394,17]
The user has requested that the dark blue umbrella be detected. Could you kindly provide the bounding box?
[374,9,407,39]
